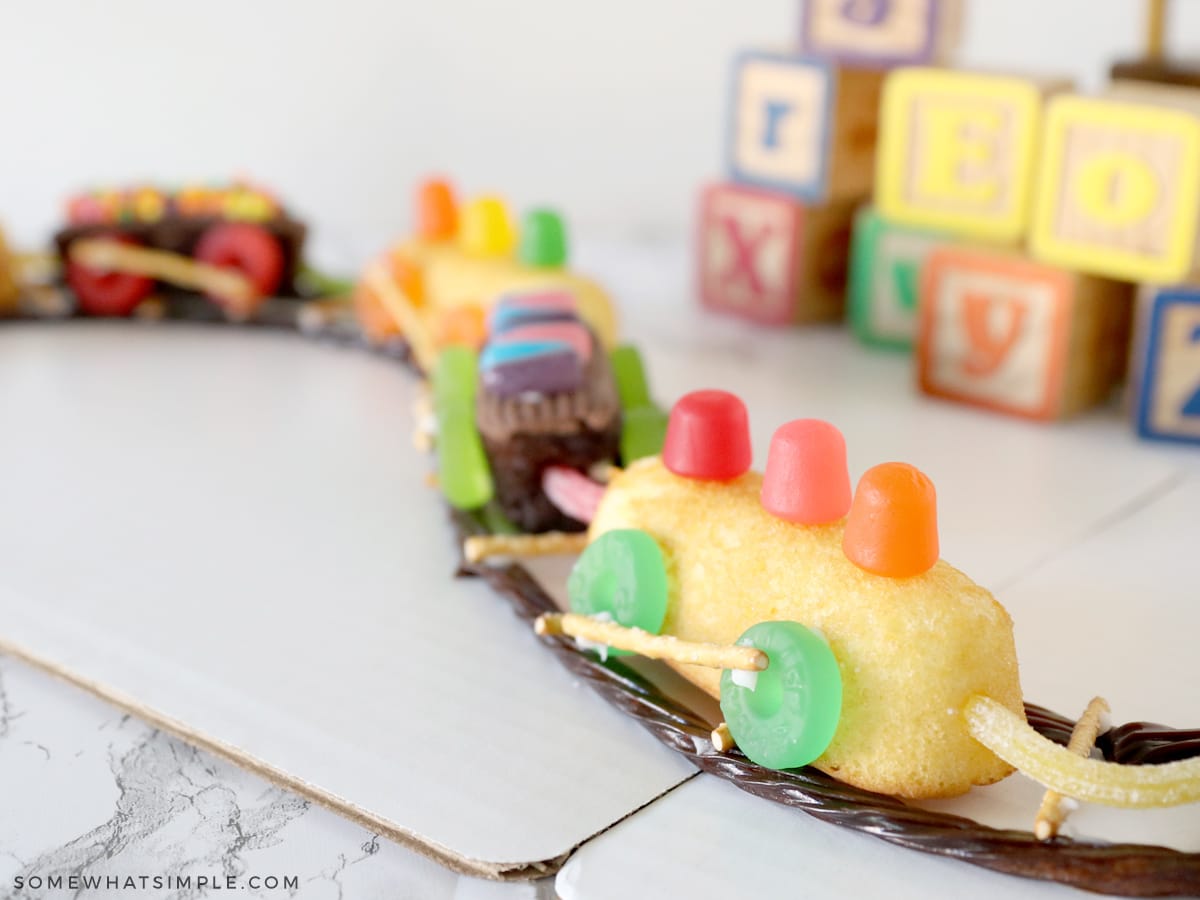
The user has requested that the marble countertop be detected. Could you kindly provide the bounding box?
[0,655,552,899]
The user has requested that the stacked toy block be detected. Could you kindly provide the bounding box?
[697,0,962,326]
[882,67,1200,431]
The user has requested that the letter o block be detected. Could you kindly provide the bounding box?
[876,69,1058,242]
[1029,95,1200,284]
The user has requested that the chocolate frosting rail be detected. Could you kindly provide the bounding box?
[451,509,1200,897]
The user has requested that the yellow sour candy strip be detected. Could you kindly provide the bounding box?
[965,695,1200,808]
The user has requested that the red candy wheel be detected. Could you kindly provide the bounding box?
[65,233,154,317]
[193,223,285,313]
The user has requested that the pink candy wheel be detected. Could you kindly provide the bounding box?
[193,223,285,311]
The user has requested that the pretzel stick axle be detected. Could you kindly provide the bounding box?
[69,240,256,306]
[1034,696,1110,839]
[464,531,589,564]
[711,722,735,753]
[535,612,768,672]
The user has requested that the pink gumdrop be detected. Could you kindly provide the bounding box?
[662,390,751,481]
[760,419,851,524]
[542,466,606,524]
[495,322,592,363]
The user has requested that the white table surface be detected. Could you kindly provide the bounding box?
[1,240,1198,899]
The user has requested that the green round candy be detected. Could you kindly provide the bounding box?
[620,406,668,463]
[567,529,668,655]
[433,346,479,412]
[720,621,842,770]
[517,209,568,268]
[437,408,494,510]
[610,345,652,410]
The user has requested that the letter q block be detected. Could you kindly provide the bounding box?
[1029,92,1200,284]
[877,69,1066,242]
[918,246,1132,420]
[728,51,885,202]
[800,0,962,68]
[697,182,855,325]
[1133,287,1200,445]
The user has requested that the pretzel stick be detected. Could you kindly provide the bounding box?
[535,612,768,672]
[464,532,589,564]
[1034,697,1110,839]
[1146,0,1167,61]
[711,722,735,753]
[69,240,256,306]
[363,262,437,374]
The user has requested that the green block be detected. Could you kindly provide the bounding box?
[847,206,945,351]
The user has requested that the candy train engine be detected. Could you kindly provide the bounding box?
[469,390,1200,836]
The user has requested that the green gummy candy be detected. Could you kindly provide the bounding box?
[437,409,493,510]
[433,346,479,412]
[720,621,842,770]
[610,345,652,409]
[518,209,568,268]
[567,529,668,656]
[621,406,668,463]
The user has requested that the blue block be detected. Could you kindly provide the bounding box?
[1135,288,1200,446]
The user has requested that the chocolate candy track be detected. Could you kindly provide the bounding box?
[451,509,1200,897]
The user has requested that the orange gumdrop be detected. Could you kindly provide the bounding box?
[417,178,458,241]
[842,462,939,578]
[388,252,426,306]
[761,419,851,525]
[436,305,487,349]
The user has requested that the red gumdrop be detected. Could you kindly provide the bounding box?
[761,419,851,524]
[662,390,751,481]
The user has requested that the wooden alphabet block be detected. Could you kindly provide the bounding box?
[917,246,1132,420]
[876,69,1067,242]
[1133,286,1200,444]
[1029,90,1200,284]
[799,0,962,68]
[696,182,856,325]
[728,52,885,202]
[847,205,945,349]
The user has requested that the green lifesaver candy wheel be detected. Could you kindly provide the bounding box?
[567,529,669,656]
[720,621,842,770]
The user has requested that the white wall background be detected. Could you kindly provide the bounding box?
[2,0,1197,266]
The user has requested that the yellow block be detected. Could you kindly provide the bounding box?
[876,68,1054,242]
[0,227,17,315]
[1029,95,1200,284]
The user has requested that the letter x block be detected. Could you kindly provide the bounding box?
[877,69,1067,242]
[847,205,946,349]
[1133,287,1200,445]
[800,0,962,68]
[696,182,856,325]
[728,51,885,202]
[917,246,1132,420]
[1030,90,1200,284]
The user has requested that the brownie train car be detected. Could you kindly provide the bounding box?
[54,183,306,319]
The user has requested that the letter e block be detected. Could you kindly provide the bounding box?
[1133,287,1200,444]
[728,51,885,202]
[800,0,962,68]
[1030,94,1200,284]
[918,247,1132,420]
[877,69,1062,242]
[697,182,855,325]
[847,205,946,349]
